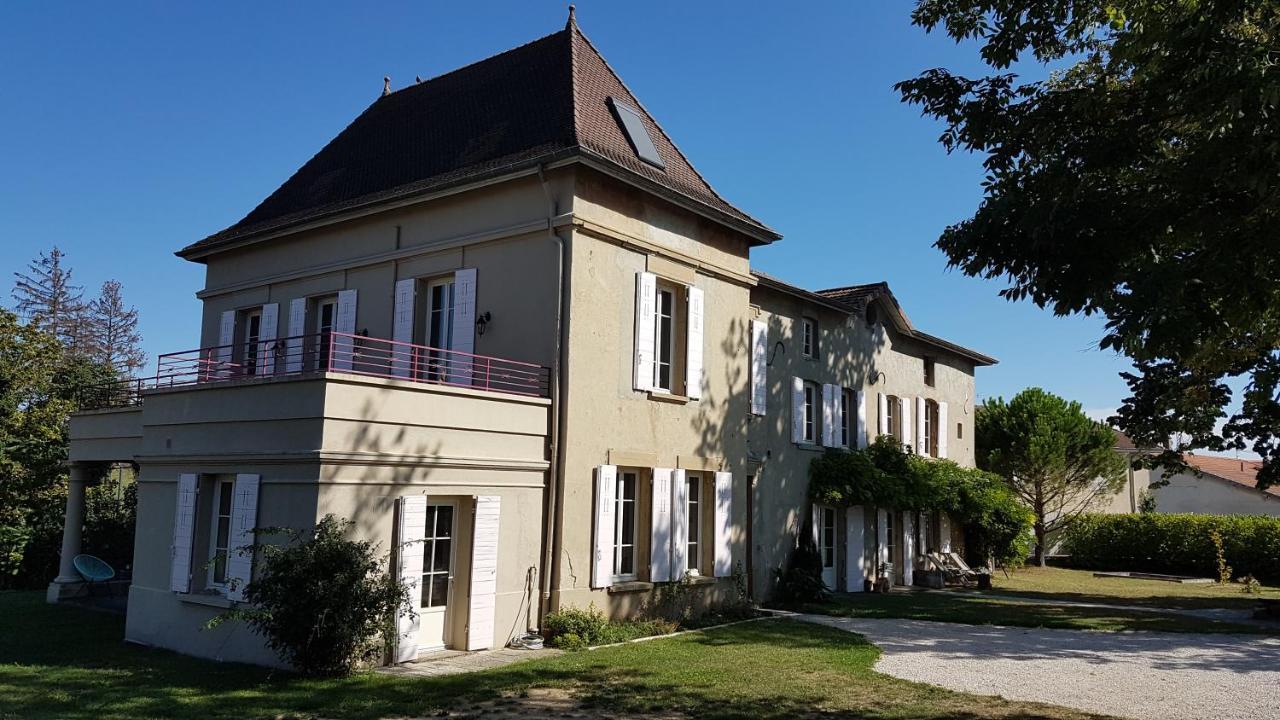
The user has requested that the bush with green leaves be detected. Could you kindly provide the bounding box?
[210,515,411,676]
[1062,513,1280,584]
[810,437,1034,568]
[772,531,831,603]
[541,604,677,650]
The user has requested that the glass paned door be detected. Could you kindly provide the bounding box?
[417,503,455,652]
[819,505,837,590]
[422,280,455,381]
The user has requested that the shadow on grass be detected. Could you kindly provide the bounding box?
[2,592,1105,720]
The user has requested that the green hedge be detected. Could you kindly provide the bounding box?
[1061,513,1280,584]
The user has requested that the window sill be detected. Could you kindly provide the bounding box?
[684,575,718,586]
[647,391,690,404]
[607,581,654,594]
[178,592,235,609]
[795,443,824,452]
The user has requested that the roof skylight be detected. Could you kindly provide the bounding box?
[607,97,665,169]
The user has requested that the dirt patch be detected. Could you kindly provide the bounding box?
[429,687,685,719]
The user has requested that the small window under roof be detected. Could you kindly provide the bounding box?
[607,97,665,169]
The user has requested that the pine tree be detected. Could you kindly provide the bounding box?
[86,280,145,375]
[12,247,87,353]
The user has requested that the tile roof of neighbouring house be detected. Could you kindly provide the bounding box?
[178,16,779,260]
[750,270,998,366]
[1183,454,1277,497]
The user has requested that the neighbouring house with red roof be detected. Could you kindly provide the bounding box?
[47,11,994,667]
[1099,432,1280,517]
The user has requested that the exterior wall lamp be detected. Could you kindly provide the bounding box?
[476,311,492,336]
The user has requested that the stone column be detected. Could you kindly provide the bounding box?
[47,463,89,602]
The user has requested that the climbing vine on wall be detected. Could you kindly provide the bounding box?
[810,437,1034,567]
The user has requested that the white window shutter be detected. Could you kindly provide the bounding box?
[169,473,199,593]
[877,393,888,440]
[285,298,306,373]
[821,384,835,447]
[592,465,618,588]
[900,396,913,450]
[902,512,915,585]
[750,320,767,415]
[392,279,416,378]
[449,268,477,385]
[937,401,949,459]
[685,286,704,399]
[713,471,732,577]
[916,397,928,455]
[670,469,689,578]
[876,508,889,568]
[846,506,866,592]
[225,474,261,602]
[939,513,953,554]
[395,494,428,663]
[216,310,235,373]
[332,289,358,371]
[467,495,500,650]
[856,390,868,448]
[257,304,279,376]
[811,504,822,546]
[633,272,657,391]
[791,377,806,443]
[650,469,673,582]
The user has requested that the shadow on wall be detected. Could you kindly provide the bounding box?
[735,304,883,595]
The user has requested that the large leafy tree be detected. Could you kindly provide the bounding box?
[976,388,1126,565]
[896,2,1280,487]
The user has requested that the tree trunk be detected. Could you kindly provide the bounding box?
[1033,519,1047,567]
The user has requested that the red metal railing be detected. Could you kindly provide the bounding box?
[77,332,550,409]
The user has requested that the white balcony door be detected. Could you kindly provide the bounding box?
[417,502,456,653]
[241,309,262,376]
[314,298,337,370]
[423,279,455,380]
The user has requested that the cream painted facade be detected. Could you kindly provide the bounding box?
[747,280,986,596]
[55,28,996,668]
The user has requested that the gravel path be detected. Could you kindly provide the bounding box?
[798,614,1280,720]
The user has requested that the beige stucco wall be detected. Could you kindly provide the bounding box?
[68,407,143,462]
[194,171,571,371]
[116,372,549,666]
[1151,469,1280,516]
[549,171,755,616]
[746,284,981,597]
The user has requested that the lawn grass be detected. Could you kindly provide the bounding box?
[796,589,1271,634]
[991,565,1280,610]
[0,591,1111,720]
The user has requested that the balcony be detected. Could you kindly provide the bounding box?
[77,332,552,411]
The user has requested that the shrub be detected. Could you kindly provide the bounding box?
[810,438,1035,568]
[772,533,830,604]
[1061,513,1280,584]
[210,515,411,676]
[542,604,676,649]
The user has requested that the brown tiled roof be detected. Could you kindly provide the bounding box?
[1183,454,1276,497]
[180,18,778,259]
[750,270,997,366]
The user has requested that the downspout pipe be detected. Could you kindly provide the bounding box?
[536,164,570,627]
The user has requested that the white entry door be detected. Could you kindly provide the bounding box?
[417,503,456,652]
[817,505,837,590]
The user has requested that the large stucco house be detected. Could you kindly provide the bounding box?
[50,15,994,666]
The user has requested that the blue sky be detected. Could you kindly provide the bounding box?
[1,2,1136,422]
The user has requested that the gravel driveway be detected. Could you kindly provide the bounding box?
[798,614,1280,720]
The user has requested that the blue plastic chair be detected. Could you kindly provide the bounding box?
[73,554,116,597]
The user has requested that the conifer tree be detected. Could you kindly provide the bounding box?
[86,280,145,375]
[12,247,88,354]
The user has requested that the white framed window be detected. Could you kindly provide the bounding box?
[207,478,235,588]
[423,277,455,379]
[654,287,676,392]
[803,382,818,443]
[801,317,816,358]
[820,506,836,569]
[923,400,936,458]
[613,471,638,581]
[883,394,900,438]
[840,389,852,448]
[686,473,702,574]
